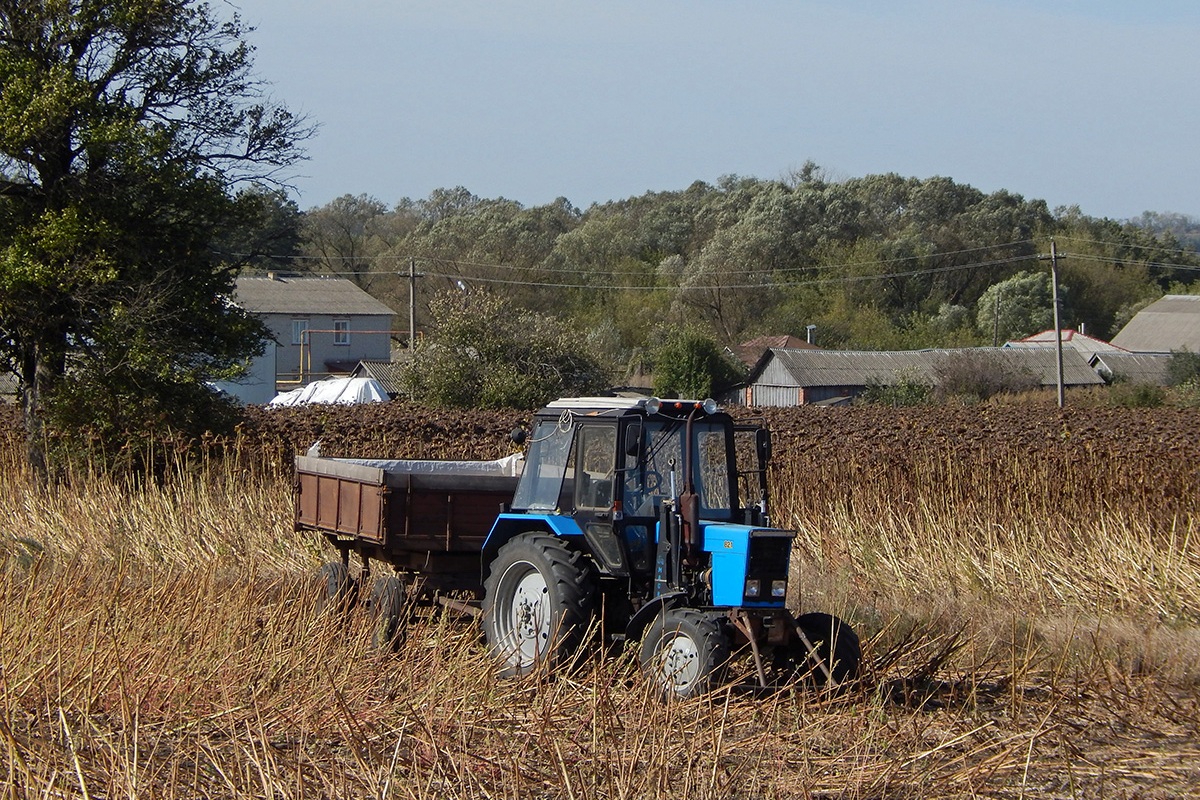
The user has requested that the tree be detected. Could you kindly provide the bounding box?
[652,327,743,399]
[403,289,608,409]
[975,270,1062,344]
[299,194,390,288]
[0,1,309,473]
[217,184,303,272]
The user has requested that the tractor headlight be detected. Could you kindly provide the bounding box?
[744,579,761,598]
[771,580,787,598]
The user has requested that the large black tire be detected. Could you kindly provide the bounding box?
[640,607,730,700]
[315,560,356,615]
[482,532,596,677]
[778,612,861,688]
[367,574,407,651]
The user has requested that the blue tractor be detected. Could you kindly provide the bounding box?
[479,396,860,698]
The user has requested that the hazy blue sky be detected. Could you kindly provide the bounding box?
[239,1,1200,219]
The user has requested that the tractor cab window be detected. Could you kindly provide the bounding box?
[573,426,617,510]
[512,419,574,511]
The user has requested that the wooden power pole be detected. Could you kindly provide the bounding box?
[1045,240,1065,408]
[408,256,420,350]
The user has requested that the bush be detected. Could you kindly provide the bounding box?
[934,351,1039,402]
[1107,381,1165,408]
[403,289,609,409]
[1167,349,1200,387]
[651,327,744,399]
[858,371,932,407]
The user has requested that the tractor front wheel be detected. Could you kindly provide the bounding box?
[640,607,730,700]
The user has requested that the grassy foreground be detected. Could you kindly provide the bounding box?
[2,404,1199,799]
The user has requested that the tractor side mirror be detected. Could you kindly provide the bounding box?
[510,426,527,446]
[624,422,642,458]
[755,428,772,465]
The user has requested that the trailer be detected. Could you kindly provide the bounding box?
[294,396,861,698]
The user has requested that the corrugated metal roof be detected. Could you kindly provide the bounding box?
[769,349,939,386]
[762,347,1104,388]
[1089,352,1173,385]
[1005,329,1127,355]
[234,276,396,316]
[729,334,817,368]
[0,371,18,400]
[351,359,407,396]
[1111,294,1200,353]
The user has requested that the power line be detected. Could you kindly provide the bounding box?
[232,233,1200,292]
[310,253,1034,292]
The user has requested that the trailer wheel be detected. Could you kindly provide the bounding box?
[315,561,356,614]
[368,574,407,651]
[640,608,730,700]
[482,532,596,677]
[778,612,861,688]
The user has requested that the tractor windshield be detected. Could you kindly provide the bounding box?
[511,419,574,511]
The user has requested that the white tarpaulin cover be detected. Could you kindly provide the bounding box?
[339,453,524,477]
[268,377,389,407]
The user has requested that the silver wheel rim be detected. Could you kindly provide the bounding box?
[495,561,552,668]
[656,631,701,691]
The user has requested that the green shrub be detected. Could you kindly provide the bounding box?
[1107,381,1165,408]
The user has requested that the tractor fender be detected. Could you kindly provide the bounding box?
[624,591,688,644]
[481,514,585,573]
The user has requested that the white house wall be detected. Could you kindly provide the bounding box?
[211,339,277,405]
[266,313,394,387]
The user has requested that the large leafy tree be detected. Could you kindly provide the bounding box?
[0,0,308,473]
[975,270,1062,343]
[403,289,608,409]
[651,326,743,400]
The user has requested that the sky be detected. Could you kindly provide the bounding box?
[237,1,1200,220]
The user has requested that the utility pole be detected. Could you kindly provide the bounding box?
[1040,240,1066,408]
[991,289,1002,347]
[408,256,423,350]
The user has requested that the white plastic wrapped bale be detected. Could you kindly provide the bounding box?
[269,377,389,407]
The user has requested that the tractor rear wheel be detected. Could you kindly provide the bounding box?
[640,607,730,700]
[482,532,596,677]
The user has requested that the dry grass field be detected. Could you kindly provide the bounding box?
[1,399,1198,798]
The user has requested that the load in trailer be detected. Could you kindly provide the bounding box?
[294,396,860,698]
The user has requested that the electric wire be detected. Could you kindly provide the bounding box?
[231,232,1200,292]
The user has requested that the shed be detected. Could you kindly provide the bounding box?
[1004,329,1127,356]
[1089,352,1174,385]
[351,359,407,398]
[740,347,1104,406]
[728,334,818,370]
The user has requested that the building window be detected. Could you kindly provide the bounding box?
[333,319,350,346]
[292,319,309,345]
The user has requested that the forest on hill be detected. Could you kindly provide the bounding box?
[233,166,1200,371]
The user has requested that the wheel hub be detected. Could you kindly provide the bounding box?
[502,565,551,663]
[658,633,700,688]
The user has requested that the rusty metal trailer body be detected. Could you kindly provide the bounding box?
[294,454,520,596]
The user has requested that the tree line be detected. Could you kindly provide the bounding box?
[236,169,1200,400]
